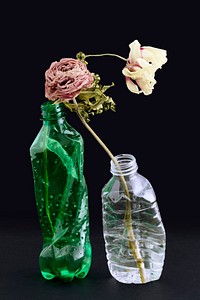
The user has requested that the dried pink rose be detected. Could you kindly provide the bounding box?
[45,58,94,101]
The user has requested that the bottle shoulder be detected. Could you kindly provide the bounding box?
[132,173,156,202]
[102,173,156,203]
[30,122,83,155]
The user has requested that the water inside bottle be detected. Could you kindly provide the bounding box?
[102,192,166,284]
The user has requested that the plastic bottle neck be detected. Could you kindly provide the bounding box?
[41,101,66,123]
[110,154,138,176]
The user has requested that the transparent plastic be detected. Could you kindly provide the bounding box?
[101,154,166,284]
[30,101,92,281]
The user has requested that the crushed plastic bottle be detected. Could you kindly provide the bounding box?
[30,101,92,281]
[101,154,166,284]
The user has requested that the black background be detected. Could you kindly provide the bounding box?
[1,1,199,299]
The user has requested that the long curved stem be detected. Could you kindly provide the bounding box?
[85,53,127,62]
[72,97,146,283]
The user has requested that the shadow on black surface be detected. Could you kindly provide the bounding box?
[0,217,200,300]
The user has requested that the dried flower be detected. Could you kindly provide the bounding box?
[43,40,167,284]
[45,58,94,101]
[122,40,167,95]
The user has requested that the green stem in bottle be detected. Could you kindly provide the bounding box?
[43,126,54,235]
[71,97,146,283]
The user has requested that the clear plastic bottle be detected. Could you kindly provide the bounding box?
[101,154,166,284]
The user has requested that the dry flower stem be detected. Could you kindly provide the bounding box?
[125,199,146,283]
[85,53,127,62]
[72,97,146,283]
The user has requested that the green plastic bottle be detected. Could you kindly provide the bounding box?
[30,101,92,282]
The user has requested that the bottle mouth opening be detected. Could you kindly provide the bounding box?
[41,101,65,120]
[110,154,138,176]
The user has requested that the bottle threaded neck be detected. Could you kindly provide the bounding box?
[41,101,65,121]
[110,154,138,176]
